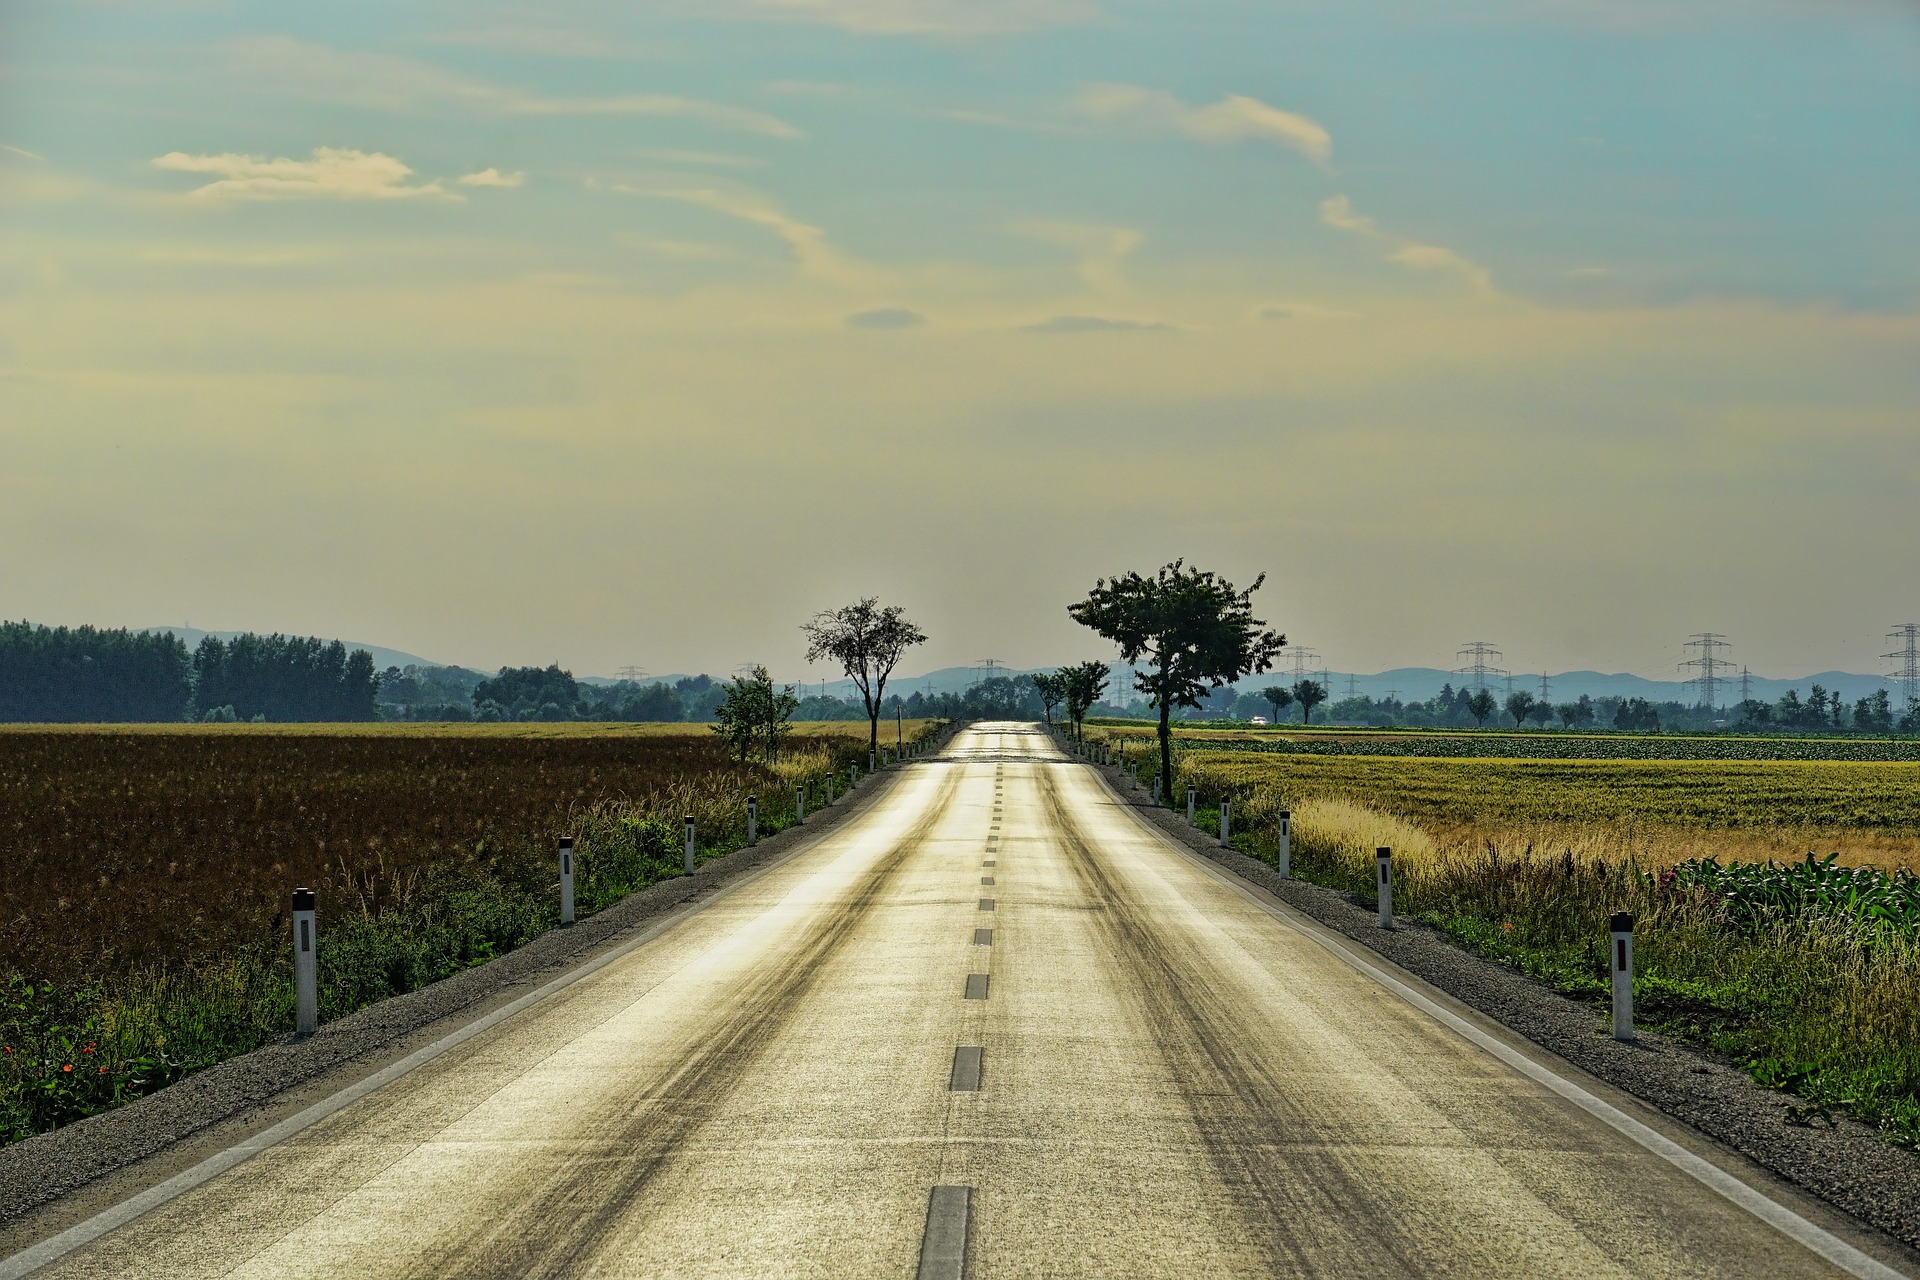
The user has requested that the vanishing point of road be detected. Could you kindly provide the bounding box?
[6,724,1906,1278]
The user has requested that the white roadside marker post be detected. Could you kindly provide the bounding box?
[827,772,835,805]
[1277,810,1292,879]
[796,784,806,824]
[559,838,575,926]
[1220,800,1231,848]
[292,887,318,1036]
[870,748,877,773]
[747,796,758,846]
[1377,847,1394,929]
[1611,911,1636,1042]
[1153,775,1161,805]
[1186,787,1196,827]
[683,816,696,874]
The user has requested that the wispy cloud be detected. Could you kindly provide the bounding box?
[1021,314,1169,333]
[222,37,802,138]
[847,307,925,329]
[1010,220,1142,294]
[639,148,762,169]
[2,144,45,162]
[1320,194,1495,296]
[1257,301,1361,320]
[618,231,739,260]
[730,0,1095,37]
[426,25,667,59]
[643,185,871,284]
[458,167,524,188]
[151,148,453,202]
[1068,85,1332,165]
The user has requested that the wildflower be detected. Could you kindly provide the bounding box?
[62,1064,72,1073]
[98,1066,107,1074]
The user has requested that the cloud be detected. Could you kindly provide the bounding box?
[846,307,925,329]
[2,144,45,162]
[1320,194,1495,296]
[427,25,665,59]
[1390,244,1494,294]
[1012,221,1142,292]
[1318,195,1375,233]
[458,168,524,188]
[1068,85,1332,164]
[617,232,738,260]
[1258,302,1361,320]
[151,148,452,202]
[222,38,801,138]
[645,185,870,284]
[639,148,762,169]
[1021,314,1168,333]
[730,0,1095,36]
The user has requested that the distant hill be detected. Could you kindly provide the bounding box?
[140,627,440,674]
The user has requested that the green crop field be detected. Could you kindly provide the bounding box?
[0,720,937,1143]
[1088,733,1920,1145]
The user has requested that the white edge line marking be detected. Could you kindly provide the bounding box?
[0,777,901,1280]
[1091,761,1910,1280]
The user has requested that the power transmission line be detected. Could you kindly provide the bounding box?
[1453,642,1506,693]
[615,665,648,682]
[1679,633,1732,710]
[1345,674,1359,701]
[1279,646,1321,682]
[1538,671,1551,703]
[1887,624,1920,714]
[972,658,1001,686]
[1739,666,1752,707]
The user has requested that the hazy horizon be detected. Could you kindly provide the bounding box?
[5,1,1916,685]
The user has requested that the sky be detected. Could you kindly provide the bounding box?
[3,0,1918,685]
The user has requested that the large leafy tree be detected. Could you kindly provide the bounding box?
[802,597,928,760]
[1067,561,1285,799]
[1505,690,1537,729]
[1061,660,1110,743]
[1260,684,1293,724]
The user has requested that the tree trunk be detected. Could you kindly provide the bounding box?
[1158,700,1172,804]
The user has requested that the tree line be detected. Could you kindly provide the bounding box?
[0,622,379,723]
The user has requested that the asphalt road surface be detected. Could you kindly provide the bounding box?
[9,724,1903,1278]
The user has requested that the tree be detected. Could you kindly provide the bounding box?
[472,665,580,722]
[1061,661,1110,742]
[1260,684,1294,724]
[1291,679,1327,724]
[711,665,800,763]
[802,597,928,761]
[1526,699,1555,727]
[1854,689,1894,735]
[1504,690,1536,729]
[1466,689,1497,727]
[1031,672,1065,725]
[1068,561,1284,803]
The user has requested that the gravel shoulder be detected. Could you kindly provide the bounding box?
[0,723,965,1249]
[1078,745,1920,1264]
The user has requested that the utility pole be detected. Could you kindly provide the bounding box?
[1680,633,1732,710]
[1887,624,1920,716]
[1454,642,1506,693]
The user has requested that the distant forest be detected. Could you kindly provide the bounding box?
[0,622,378,722]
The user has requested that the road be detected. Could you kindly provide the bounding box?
[9,723,1901,1278]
